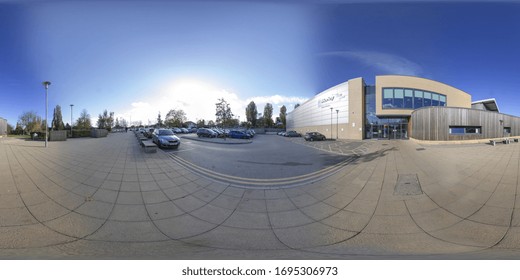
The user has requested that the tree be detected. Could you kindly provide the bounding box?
[215,98,233,127]
[76,109,92,130]
[279,105,287,128]
[207,120,215,127]
[165,109,187,128]
[14,122,23,135]
[51,105,65,131]
[263,103,274,128]
[196,119,205,127]
[97,109,114,131]
[157,112,163,127]
[294,103,300,109]
[18,111,42,134]
[245,101,258,128]
[7,123,13,134]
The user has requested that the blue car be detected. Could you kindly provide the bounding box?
[228,130,251,139]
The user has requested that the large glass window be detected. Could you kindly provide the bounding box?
[414,90,423,109]
[383,88,447,110]
[431,93,439,106]
[439,95,446,106]
[423,91,432,106]
[404,89,413,108]
[393,89,404,108]
[383,89,393,108]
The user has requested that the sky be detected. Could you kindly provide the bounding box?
[1,0,520,127]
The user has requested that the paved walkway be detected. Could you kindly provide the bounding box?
[1,134,520,259]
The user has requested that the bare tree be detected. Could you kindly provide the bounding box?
[165,109,187,128]
[215,98,233,127]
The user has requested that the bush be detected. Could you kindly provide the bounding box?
[71,130,91,138]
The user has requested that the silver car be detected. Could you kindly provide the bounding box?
[152,129,180,149]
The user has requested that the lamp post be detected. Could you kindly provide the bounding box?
[336,109,339,139]
[42,81,51,147]
[70,104,74,136]
[330,107,333,139]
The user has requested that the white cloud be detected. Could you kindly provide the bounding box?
[117,79,309,126]
[322,50,423,76]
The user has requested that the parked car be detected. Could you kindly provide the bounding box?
[171,127,182,134]
[284,131,301,137]
[180,128,189,134]
[228,130,251,139]
[152,129,180,149]
[304,132,326,141]
[245,129,255,138]
[144,128,155,138]
[197,128,217,138]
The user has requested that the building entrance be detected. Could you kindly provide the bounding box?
[365,118,409,140]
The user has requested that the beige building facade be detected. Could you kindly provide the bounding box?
[287,75,515,141]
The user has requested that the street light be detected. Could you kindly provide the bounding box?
[330,107,333,139]
[336,109,339,139]
[70,104,74,136]
[42,81,51,148]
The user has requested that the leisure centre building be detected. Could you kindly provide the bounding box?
[286,75,520,141]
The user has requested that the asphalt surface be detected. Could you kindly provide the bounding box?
[164,135,351,179]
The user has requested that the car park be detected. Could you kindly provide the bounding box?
[180,128,189,133]
[304,132,326,141]
[284,131,301,137]
[152,128,180,149]
[228,130,251,139]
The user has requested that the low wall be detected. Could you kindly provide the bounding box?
[49,130,67,141]
[91,129,108,138]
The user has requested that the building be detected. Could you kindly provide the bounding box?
[0,117,7,136]
[286,75,520,141]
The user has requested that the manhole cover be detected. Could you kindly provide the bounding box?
[416,148,425,151]
[394,174,422,196]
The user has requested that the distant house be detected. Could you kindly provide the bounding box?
[184,121,197,129]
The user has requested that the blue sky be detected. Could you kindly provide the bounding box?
[1,0,519,126]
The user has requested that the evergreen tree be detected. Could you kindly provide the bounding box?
[245,101,258,127]
[51,105,65,130]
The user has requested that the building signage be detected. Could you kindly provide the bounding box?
[317,91,346,108]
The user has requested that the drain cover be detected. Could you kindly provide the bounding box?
[416,148,425,151]
[394,174,422,196]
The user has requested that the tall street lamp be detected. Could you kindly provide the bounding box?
[42,81,51,148]
[70,104,74,136]
[330,107,333,139]
[336,109,339,139]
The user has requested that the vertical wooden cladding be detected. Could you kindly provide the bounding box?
[411,107,520,141]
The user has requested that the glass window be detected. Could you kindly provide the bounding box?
[383,88,393,108]
[449,126,481,134]
[404,89,413,108]
[431,93,439,106]
[423,91,432,106]
[439,95,446,106]
[393,89,404,108]
[504,127,511,133]
[414,90,423,109]
[465,127,480,134]
[449,127,465,134]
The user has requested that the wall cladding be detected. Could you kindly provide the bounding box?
[411,107,520,140]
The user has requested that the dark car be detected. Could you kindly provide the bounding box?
[197,128,217,138]
[152,129,180,149]
[304,132,326,141]
[284,131,301,137]
[228,130,251,139]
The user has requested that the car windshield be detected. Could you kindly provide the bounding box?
[159,130,174,135]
